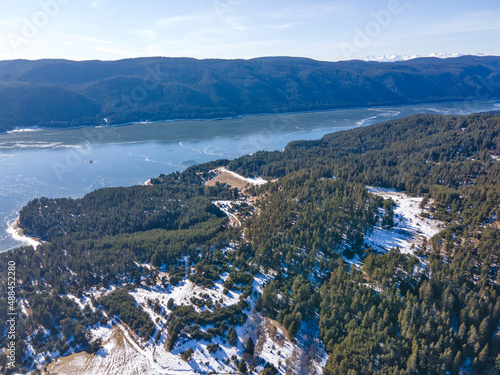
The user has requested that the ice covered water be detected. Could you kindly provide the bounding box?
[1,99,499,252]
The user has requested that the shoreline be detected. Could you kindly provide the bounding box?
[2,97,499,135]
[6,217,42,249]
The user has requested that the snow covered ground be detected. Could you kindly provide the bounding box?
[221,167,268,186]
[366,187,445,254]
[255,317,328,375]
[130,277,241,315]
[42,185,449,375]
[49,316,324,375]
[45,268,327,375]
[205,167,267,190]
[6,218,41,249]
[213,200,242,226]
[47,323,188,375]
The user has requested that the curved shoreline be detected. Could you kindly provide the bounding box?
[2,97,499,135]
[6,217,42,249]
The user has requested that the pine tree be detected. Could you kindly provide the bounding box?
[228,325,237,346]
[255,295,263,312]
[453,350,462,373]
[238,359,248,374]
[477,344,489,368]
[478,317,490,342]
[458,323,467,340]
[406,341,418,374]
[151,252,161,267]
[467,325,480,356]
[244,337,255,356]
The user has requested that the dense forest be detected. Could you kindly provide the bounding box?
[0,112,499,374]
[1,55,500,132]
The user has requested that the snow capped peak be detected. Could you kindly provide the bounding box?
[362,52,488,62]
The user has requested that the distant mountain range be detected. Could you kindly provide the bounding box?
[0,55,499,132]
[362,53,489,62]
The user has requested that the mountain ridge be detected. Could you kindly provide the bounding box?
[1,55,500,132]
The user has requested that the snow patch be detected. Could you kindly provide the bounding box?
[6,218,42,249]
[363,52,487,62]
[48,270,328,375]
[130,278,241,315]
[213,200,242,226]
[220,167,268,185]
[366,187,445,254]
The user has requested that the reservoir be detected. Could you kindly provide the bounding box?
[1,99,499,252]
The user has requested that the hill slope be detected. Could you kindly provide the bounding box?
[0,55,499,131]
[0,112,499,374]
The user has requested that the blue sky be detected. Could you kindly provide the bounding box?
[0,0,499,61]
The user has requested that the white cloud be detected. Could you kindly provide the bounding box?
[145,38,289,60]
[218,16,250,31]
[0,19,17,26]
[93,46,143,58]
[268,2,352,20]
[267,23,295,30]
[52,33,113,45]
[157,14,208,27]
[132,29,158,42]
[91,0,105,8]
[76,36,113,44]
[393,11,500,40]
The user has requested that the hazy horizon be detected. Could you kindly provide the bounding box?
[1,0,499,62]
[1,52,498,64]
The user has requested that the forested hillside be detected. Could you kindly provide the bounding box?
[1,55,500,131]
[1,112,499,374]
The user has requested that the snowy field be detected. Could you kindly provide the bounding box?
[46,270,326,375]
[47,323,191,375]
[213,200,243,226]
[366,187,445,254]
[221,168,268,186]
[205,167,267,191]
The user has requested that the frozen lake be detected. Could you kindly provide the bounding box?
[1,99,499,252]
